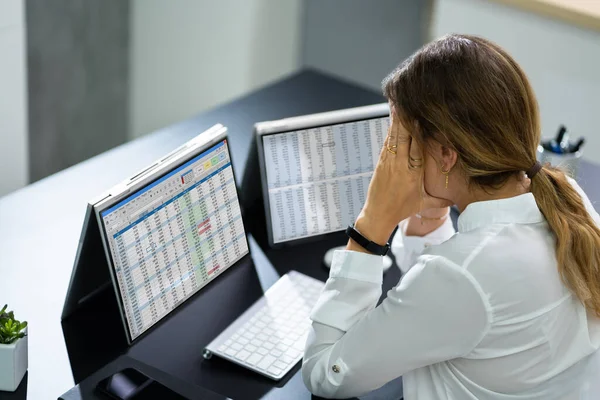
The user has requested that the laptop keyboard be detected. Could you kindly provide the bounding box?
[204,271,325,380]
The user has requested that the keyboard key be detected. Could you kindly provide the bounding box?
[249,326,260,334]
[257,355,277,371]
[225,348,237,356]
[243,332,253,340]
[275,343,288,352]
[274,360,289,370]
[257,333,269,342]
[238,337,250,345]
[256,347,269,356]
[224,339,232,346]
[270,349,283,357]
[280,328,292,336]
[235,350,251,361]
[282,338,294,347]
[264,342,275,350]
[262,328,274,336]
[257,347,269,356]
[218,345,226,352]
[251,339,264,347]
[232,334,240,340]
[275,330,287,338]
[280,355,295,364]
[268,365,283,376]
[268,336,280,344]
[246,344,257,353]
[255,321,266,329]
[231,342,243,351]
[246,353,263,366]
[288,349,301,359]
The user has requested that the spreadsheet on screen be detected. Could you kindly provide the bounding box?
[100,140,248,341]
[262,116,390,244]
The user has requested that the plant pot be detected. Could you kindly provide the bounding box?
[0,331,28,392]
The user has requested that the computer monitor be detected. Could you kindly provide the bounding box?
[91,124,249,344]
[254,103,390,246]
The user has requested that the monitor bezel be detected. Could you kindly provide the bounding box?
[93,125,251,345]
[254,103,390,248]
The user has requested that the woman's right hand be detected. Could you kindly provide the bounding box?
[350,112,451,247]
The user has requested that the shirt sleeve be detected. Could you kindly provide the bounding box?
[302,250,490,399]
[391,215,456,274]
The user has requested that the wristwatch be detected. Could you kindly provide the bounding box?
[345,224,390,256]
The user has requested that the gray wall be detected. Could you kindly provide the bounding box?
[302,0,428,91]
[26,0,129,182]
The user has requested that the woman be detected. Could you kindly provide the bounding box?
[302,34,600,399]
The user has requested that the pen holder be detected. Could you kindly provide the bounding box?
[537,145,582,178]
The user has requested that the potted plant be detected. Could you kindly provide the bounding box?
[0,305,28,392]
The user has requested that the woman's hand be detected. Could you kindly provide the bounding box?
[351,114,451,246]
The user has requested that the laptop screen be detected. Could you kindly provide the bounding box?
[100,139,248,342]
[261,114,390,244]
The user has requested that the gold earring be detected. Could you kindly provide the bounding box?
[441,166,450,188]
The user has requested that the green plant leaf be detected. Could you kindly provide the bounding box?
[19,321,27,331]
[0,305,6,315]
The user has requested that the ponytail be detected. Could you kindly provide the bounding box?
[531,166,600,317]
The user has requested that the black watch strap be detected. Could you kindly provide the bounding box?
[345,224,390,256]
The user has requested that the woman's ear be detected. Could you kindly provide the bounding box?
[440,144,458,171]
[428,141,458,171]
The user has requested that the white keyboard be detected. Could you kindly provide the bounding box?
[203,271,325,380]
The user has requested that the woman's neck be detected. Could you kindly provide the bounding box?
[454,174,530,212]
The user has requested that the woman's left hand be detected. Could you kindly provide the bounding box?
[353,113,451,245]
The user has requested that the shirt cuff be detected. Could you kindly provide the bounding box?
[329,250,383,285]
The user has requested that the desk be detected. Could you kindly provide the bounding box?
[1,69,599,400]
[0,70,386,399]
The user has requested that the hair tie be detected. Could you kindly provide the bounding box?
[526,161,542,179]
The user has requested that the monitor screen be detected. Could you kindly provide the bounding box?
[100,139,248,342]
[262,115,390,244]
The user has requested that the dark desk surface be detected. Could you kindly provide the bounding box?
[1,69,599,400]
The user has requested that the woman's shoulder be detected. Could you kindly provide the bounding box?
[419,227,492,268]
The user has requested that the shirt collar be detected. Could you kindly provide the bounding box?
[457,193,545,233]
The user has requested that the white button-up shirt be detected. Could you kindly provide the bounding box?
[303,179,600,399]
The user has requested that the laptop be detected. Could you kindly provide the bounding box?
[63,124,250,344]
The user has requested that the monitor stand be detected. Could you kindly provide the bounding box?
[322,245,393,272]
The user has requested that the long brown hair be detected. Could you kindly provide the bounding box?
[383,34,600,317]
